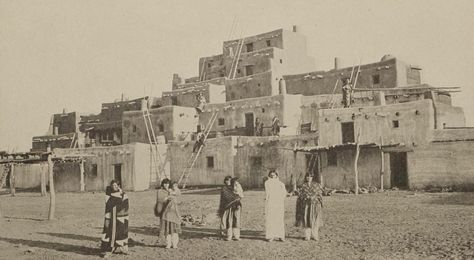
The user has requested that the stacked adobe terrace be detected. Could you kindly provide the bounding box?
[27,26,474,192]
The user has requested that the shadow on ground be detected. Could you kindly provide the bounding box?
[0,237,99,256]
[426,192,474,206]
[129,226,266,241]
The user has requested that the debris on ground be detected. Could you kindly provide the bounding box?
[181,214,207,226]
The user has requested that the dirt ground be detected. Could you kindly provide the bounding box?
[0,189,473,260]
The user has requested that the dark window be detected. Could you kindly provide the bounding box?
[327,151,337,166]
[245,65,254,76]
[207,156,214,168]
[246,43,253,52]
[372,74,380,85]
[218,118,225,126]
[114,164,122,186]
[197,125,202,133]
[220,72,225,77]
[91,164,98,177]
[341,122,355,143]
[207,63,211,68]
[257,83,261,87]
[237,69,241,74]
[171,96,178,105]
[132,125,137,132]
[392,120,399,128]
[266,40,271,47]
[158,123,164,132]
[231,92,235,99]
[280,59,283,64]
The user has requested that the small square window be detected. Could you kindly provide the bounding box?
[327,151,337,166]
[246,43,253,52]
[207,63,211,68]
[158,123,164,132]
[132,125,137,132]
[237,69,241,74]
[372,74,380,85]
[280,59,283,64]
[392,120,399,128]
[266,40,271,47]
[218,118,225,126]
[207,156,214,168]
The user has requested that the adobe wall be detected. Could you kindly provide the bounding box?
[0,163,46,189]
[162,83,226,107]
[32,133,76,152]
[52,112,78,134]
[233,135,318,188]
[320,148,391,190]
[54,162,80,192]
[169,134,318,188]
[199,94,302,137]
[435,102,465,129]
[54,143,153,191]
[283,58,418,96]
[122,106,197,144]
[318,99,435,147]
[225,71,278,101]
[408,142,474,190]
[169,136,235,186]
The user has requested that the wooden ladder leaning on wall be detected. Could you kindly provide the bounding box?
[142,103,167,184]
[177,111,218,189]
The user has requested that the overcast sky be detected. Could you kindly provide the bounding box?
[1,0,473,151]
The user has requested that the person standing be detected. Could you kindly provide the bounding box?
[271,116,280,136]
[264,170,287,242]
[254,117,264,136]
[156,178,181,249]
[100,180,129,258]
[295,173,323,241]
[193,131,205,153]
[218,176,242,241]
[342,78,353,108]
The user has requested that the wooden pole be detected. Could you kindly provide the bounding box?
[40,164,47,196]
[354,131,361,195]
[380,136,384,192]
[9,163,15,197]
[47,154,56,220]
[79,159,85,192]
[318,153,324,187]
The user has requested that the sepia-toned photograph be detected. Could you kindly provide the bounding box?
[0,0,473,259]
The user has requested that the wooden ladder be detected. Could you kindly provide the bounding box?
[142,105,167,183]
[178,112,218,188]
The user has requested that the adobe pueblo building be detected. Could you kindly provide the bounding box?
[4,26,473,192]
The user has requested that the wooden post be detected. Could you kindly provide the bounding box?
[9,163,15,197]
[79,159,85,192]
[47,154,56,220]
[354,131,361,195]
[40,165,47,196]
[379,136,384,192]
[318,153,324,187]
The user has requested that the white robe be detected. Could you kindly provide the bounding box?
[264,178,287,239]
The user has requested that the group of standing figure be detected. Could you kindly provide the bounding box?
[254,116,280,136]
[218,170,324,242]
[98,171,322,257]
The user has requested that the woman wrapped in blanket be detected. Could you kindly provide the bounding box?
[218,176,242,241]
[294,173,323,241]
[156,178,181,249]
[100,180,129,258]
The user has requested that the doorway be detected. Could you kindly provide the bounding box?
[245,113,254,136]
[389,152,408,189]
[341,122,355,143]
[250,156,263,188]
[305,154,320,183]
[114,164,122,187]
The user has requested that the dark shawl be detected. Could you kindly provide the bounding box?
[295,182,323,227]
[100,187,129,253]
[218,185,241,217]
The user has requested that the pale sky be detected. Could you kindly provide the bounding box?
[0,0,473,151]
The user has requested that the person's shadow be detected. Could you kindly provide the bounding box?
[0,236,99,256]
[129,225,265,241]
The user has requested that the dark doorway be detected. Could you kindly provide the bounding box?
[341,122,355,143]
[390,152,408,189]
[114,164,122,187]
[305,154,320,183]
[244,113,254,136]
[250,156,263,188]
